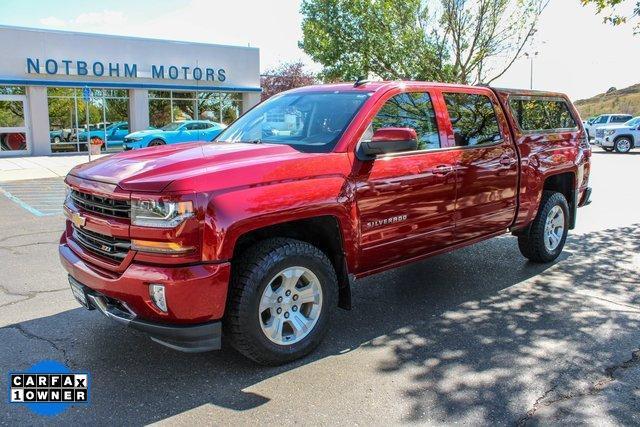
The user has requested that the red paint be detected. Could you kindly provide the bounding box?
[59,81,591,325]
[371,127,418,142]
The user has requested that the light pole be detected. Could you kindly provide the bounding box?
[524,51,539,90]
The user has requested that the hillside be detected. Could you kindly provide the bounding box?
[574,83,640,119]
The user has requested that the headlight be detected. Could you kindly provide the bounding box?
[131,199,194,228]
[605,130,616,136]
[64,185,72,204]
[129,137,144,141]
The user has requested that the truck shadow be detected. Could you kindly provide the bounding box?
[2,224,639,424]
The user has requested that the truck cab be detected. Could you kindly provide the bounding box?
[59,81,591,365]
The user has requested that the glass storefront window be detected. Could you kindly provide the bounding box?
[0,132,27,151]
[220,93,242,125]
[198,93,222,122]
[48,87,130,153]
[0,86,25,95]
[0,86,28,153]
[0,101,25,127]
[149,90,242,128]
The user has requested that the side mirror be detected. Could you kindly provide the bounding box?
[357,128,418,160]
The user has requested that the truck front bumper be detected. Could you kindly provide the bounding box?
[59,236,230,352]
[594,137,614,148]
[70,275,222,352]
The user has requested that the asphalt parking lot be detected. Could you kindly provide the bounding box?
[1,147,639,425]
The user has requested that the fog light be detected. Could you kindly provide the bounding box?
[149,284,167,312]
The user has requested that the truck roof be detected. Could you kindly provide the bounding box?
[286,81,570,99]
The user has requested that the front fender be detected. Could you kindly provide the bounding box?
[202,176,358,269]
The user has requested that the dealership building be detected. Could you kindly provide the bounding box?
[0,25,261,156]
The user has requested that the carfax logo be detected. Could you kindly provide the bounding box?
[8,360,90,416]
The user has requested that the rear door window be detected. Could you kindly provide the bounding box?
[611,116,631,123]
[443,93,502,147]
[509,98,578,131]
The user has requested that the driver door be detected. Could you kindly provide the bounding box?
[354,91,457,273]
[176,122,200,143]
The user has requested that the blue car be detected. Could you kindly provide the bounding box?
[77,121,129,149]
[123,120,226,150]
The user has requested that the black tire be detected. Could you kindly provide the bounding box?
[225,238,337,365]
[149,139,165,147]
[603,147,614,152]
[518,191,569,263]
[614,137,632,153]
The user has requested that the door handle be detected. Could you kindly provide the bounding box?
[431,165,454,175]
[500,156,516,166]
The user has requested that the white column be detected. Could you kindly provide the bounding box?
[241,91,261,114]
[128,89,149,132]
[26,86,51,156]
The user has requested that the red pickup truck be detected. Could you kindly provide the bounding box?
[60,81,591,365]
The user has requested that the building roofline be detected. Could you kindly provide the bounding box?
[0,24,260,51]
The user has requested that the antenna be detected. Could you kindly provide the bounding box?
[354,76,370,87]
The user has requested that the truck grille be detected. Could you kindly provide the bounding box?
[595,129,605,138]
[71,190,130,219]
[72,226,131,263]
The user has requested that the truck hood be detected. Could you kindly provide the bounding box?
[69,142,311,192]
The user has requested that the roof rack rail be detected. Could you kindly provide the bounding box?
[354,76,370,87]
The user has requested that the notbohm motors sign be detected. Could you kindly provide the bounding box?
[8,360,90,416]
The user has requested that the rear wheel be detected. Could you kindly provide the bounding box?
[225,238,337,365]
[148,139,165,147]
[614,137,632,153]
[518,191,569,263]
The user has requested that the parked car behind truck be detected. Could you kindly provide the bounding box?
[584,113,632,139]
[59,81,592,365]
[593,116,640,153]
[122,120,225,150]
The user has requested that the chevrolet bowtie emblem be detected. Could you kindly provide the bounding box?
[71,212,86,228]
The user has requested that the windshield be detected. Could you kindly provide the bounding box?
[161,122,183,131]
[625,117,640,127]
[216,91,371,152]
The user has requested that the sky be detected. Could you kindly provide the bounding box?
[0,0,638,100]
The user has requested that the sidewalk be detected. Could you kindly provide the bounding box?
[0,154,106,182]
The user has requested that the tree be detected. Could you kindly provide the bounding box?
[260,61,317,101]
[299,0,549,85]
[581,0,640,32]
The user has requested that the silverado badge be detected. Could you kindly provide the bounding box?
[71,212,86,228]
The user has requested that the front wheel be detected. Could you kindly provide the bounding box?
[518,191,569,263]
[148,139,165,147]
[614,137,632,153]
[225,238,337,365]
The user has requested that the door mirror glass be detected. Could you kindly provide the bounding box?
[358,127,418,160]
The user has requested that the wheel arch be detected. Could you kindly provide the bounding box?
[230,215,353,310]
[148,137,167,145]
[614,134,635,148]
[542,171,577,229]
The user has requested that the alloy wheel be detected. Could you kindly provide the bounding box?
[544,205,565,251]
[258,266,323,345]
